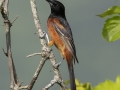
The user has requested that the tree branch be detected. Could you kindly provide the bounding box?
[0,0,5,8]
[27,57,47,90]
[4,0,9,16]
[0,0,22,90]
[28,0,67,90]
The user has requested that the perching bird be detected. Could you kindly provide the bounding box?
[46,0,79,90]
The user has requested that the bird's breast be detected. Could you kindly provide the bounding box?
[47,18,65,56]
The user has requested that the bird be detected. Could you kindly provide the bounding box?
[46,0,79,90]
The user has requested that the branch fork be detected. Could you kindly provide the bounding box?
[1,0,67,89]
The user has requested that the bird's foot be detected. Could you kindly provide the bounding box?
[39,31,46,38]
[39,31,50,44]
[48,41,54,46]
[56,59,64,67]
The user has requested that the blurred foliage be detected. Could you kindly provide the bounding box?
[97,6,120,42]
[94,76,120,90]
[63,76,120,90]
[64,79,93,90]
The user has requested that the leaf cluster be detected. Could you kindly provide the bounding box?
[64,76,120,90]
[94,76,120,90]
[98,6,120,42]
[64,79,92,90]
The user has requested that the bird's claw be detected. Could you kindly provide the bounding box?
[40,31,50,44]
[56,59,64,67]
[40,31,46,39]
[56,62,61,67]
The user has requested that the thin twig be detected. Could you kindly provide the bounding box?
[27,57,47,90]
[26,53,41,58]
[43,76,58,90]
[20,86,28,89]
[2,48,8,56]
[11,15,18,24]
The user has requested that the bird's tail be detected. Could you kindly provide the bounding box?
[67,63,76,90]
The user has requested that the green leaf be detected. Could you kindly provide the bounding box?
[64,79,81,86]
[115,76,120,90]
[75,79,80,86]
[116,76,120,84]
[102,16,120,42]
[82,83,93,90]
[97,6,120,18]
[64,79,70,85]
[63,79,92,90]
[93,76,120,90]
[76,86,87,90]
[94,80,116,90]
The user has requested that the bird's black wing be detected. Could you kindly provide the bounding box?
[53,21,78,63]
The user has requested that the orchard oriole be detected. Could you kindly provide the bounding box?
[46,0,79,90]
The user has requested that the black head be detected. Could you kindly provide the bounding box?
[46,0,65,18]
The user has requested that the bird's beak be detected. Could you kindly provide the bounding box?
[46,0,54,2]
[46,0,55,5]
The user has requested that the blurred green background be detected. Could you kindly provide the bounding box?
[0,0,120,90]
